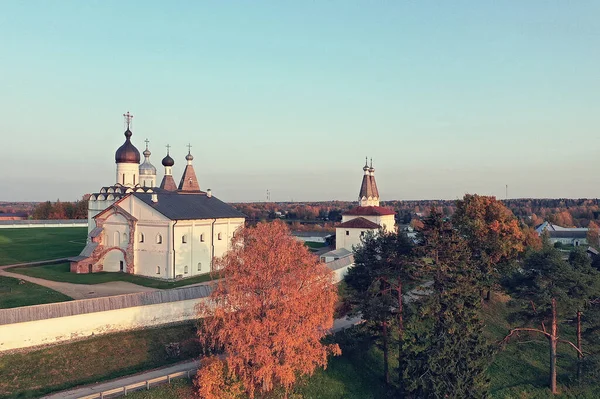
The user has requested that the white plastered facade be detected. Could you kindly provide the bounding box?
[99,195,244,279]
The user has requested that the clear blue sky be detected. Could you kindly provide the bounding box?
[1,1,599,202]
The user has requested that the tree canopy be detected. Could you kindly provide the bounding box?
[195,220,340,399]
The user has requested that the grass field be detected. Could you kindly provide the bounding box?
[484,294,600,398]
[0,275,72,309]
[5,291,599,399]
[0,227,87,266]
[109,329,389,399]
[9,262,217,289]
[0,323,199,399]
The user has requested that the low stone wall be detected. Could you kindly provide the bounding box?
[0,220,88,229]
[0,286,211,352]
[0,262,351,353]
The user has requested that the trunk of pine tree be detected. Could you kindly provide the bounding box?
[397,281,404,397]
[550,298,558,394]
[577,310,582,380]
[382,320,390,385]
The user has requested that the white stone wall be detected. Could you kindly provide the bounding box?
[173,218,244,277]
[88,198,117,235]
[0,297,209,352]
[335,227,371,250]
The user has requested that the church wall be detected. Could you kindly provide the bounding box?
[140,175,156,188]
[134,223,171,278]
[125,197,173,278]
[336,227,371,251]
[115,163,140,187]
[102,213,130,249]
[87,198,116,235]
[173,218,244,278]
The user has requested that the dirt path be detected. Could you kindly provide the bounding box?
[0,263,158,300]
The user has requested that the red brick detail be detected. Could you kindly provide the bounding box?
[70,205,137,274]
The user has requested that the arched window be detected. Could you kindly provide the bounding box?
[139,233,144,243]
[182,235,188,244]
[133,175,136,185]
[156,234,162,244]
[197,262,202,271]
[200,233,205,242]
[156,266,160,274]
[184,266,189,274]
[218,232,222,240]
[122,174,125,185]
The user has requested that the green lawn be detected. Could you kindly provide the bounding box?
[0,275,72,309]
[484,294,600,398]
[0,227,87,266]
[110,329,389,399]
[9,262,218,289]
[0,323,199,399]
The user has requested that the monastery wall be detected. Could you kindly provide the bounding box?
[0,263,347,353]
[0,285,212,352]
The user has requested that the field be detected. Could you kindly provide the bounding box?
[0,227,87,266]
[9,263,217,289]
[0,323,199,399]
[0,275,72,309]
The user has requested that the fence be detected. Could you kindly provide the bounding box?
[75,367,198,399]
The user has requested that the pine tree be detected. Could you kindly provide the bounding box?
[404,212,493,398]
[502,245,599,394]
[344,229,420,388]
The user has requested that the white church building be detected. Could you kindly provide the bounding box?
[69,113,245,279]
[321,159,396,263]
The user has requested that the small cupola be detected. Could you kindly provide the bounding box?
[115,112,140,164]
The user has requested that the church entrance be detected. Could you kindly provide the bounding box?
[103,250,125,273]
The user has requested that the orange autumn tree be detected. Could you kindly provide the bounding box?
[196,220,340,399]
[453,194,525,299]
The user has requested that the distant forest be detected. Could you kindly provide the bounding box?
[5,197,600,229]
[233,198,600,229]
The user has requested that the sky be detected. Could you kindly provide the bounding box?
[1,1,599,203]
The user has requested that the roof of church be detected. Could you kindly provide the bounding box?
[115,129,141,164]
[337,217,381,229]
[343,206,395,216]
[160,175,178,191]
[178,164,201,192]
[133,192,246,221]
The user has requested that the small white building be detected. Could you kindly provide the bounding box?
[535,221,588,247]
[321,159,396,262]
[70,113,245,279]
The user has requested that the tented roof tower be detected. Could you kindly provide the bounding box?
[358,157,380,207]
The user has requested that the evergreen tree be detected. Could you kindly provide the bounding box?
[404,211,493,398]
[502,245,599,393]
[344,229,420,387]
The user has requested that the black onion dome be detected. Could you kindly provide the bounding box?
[115,129,141,163]
[162,153,175,167]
